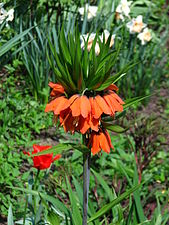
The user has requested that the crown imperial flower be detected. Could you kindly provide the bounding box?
[46,28,125,155]
[45,82,124,153]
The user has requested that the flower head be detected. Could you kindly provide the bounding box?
[126,15,146,33]
[0,5,14,24]
[80,33,100,54]
[24,145,61,170]
[79,4,98,20]
[80,30,116,55]
[116,0,132,21]
[6,9,14,21]
[87,129,113,155]
[137,28,152,45]
[45,82,124,140]
[100,30,116,47]
[46,28,125,155]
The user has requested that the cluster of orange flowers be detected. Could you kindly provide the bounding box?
[45,82,124,155]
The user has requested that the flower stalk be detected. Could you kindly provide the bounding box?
[83,136,91,225]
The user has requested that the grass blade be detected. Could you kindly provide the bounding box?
[87,183,141,222]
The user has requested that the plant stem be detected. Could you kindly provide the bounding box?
[34,169,40,190]
[83,141,91,225]
[33,169,40,214]
[23,195,28,225]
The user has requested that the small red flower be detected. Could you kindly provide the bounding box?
[24,145,61,170]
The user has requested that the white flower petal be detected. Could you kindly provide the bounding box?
[7,8,14,21]
[137,28,152,45]
[79,4,98,20]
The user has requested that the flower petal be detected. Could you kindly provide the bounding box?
[104,130,114,149]
[91,133,101,155]
[68,94,79,105]
[78,116,90,134]
[70,96,81,117]
[54,97,69,115]
[45,96,65,112]
[52,154,61,162]
[99,131,111,153]
[80,95,91,118]
[103,94,115,115]
[109,91,125,104]
[89,115,99,132]
[91,97,103,119]
[49,82,64,93]
[106,93,123,112]
[105,83,119,92]
[95,95,112,115]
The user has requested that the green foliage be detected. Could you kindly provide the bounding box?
[0,70,53,217]
[20,20,51,103]
[48,26,134,96]
[7,205,14,225]
[0,72,52,147]
[1,0,168,224]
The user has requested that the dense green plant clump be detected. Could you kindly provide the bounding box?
[0,68,53,216]
[0,0,168,224]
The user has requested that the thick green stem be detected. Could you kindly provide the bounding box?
[83,149,91,225]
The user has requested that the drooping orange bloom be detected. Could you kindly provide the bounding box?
[49,82,65,96]
[87,129,113,155]
[45,82,124,154]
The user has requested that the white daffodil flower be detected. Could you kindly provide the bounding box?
[80,33,100,54]
[126,15,146,33]
[100,30,116,47]
[0,5,14,24]
[137,28,152,45]
[115,12,125,21]
[79,4,98,20]
[80,30,116,55]
[6,8,14,21]
[116,0,132,20]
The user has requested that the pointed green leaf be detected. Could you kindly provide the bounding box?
[66,176,82,225]
[124,94,152,109]
[102,122,127,133]
[59,26,71,64]
[0,27,33,57]
[95,61,139,91]
[47,211,60,225]
[8,205,14,225]
[87,183,141,223]
[8,186,39,196]
[70,143,90,153]
[27,144,72,156]
[40,193,70,216]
